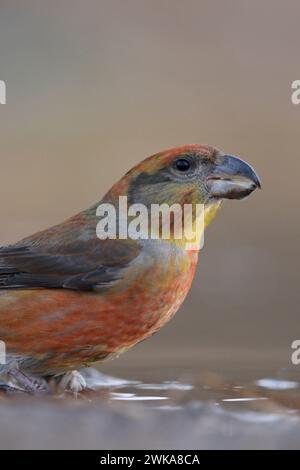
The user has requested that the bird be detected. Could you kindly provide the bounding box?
[0,144,260,393]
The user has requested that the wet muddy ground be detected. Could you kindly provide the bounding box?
[1,354,300,449]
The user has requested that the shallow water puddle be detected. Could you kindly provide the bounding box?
[79,369,300,417]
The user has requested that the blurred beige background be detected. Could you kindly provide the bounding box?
[0,0,299,375]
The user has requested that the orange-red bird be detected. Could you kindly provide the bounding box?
[0,145,260,392]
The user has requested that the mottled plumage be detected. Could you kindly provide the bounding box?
[0,144,260,386]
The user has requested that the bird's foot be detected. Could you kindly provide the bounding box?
[56,370,87,396]
[0,382,28,394]
[6,368,49,394]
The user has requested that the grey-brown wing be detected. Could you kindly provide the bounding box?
[0,238,140,291]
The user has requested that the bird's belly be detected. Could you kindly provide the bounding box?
[0,250,198,374]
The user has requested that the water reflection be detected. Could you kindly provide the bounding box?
[79,368,300,416]
[1,367,300,449]
[256,378,299,390]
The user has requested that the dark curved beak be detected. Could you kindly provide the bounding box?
[206,154,261,200]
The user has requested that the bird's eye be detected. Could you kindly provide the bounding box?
[175,158,191,172]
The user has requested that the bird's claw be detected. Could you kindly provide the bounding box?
[6,368,49,394]
[56,370,87,396]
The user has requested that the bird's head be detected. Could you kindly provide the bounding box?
[125,144,260,204]
[104,144,261,245]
